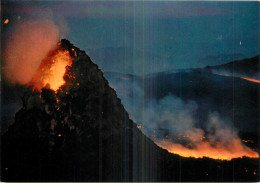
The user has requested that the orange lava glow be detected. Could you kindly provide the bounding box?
[240,77,260,84]
[214,72,260,84]
[216,73,231,77]
[242,139,254,143]
[155,139,259,161]
[137,124,143,129]
[31,48,73,91]
[42,50,72,90]
[4,19,9,24]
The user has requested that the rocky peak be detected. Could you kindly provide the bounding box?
[2,39,159,181]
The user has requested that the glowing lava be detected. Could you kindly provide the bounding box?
[155,138,259,161]
[240,77,260,84]
[214,72,260,84]
[4,19,9,24]
[42,50,72,90]
[30,48,73,91]
[137,124,143,129]
[242,139,255,143]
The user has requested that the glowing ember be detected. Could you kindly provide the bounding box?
[137,124,143,129]
[4,19,9,24]
[58,134,62,137]
[31,48,73,91]
[242,139,254,143]
[155,139,259,161]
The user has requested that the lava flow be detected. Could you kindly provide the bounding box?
[240,77,260,84]
[30,46,73,91]
[155,135,259,161]
[214,72,260,84]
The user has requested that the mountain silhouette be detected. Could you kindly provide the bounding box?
[206,55,260,77]
[1,39,259,182]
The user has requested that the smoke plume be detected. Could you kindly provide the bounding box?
[108,75,259,160]
[3,20,60,84]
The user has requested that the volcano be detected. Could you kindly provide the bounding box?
[1,40,259,182]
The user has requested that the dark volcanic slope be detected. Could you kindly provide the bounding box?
[206,55,260,77]
[1,40,259,182]
[1,39,164,181]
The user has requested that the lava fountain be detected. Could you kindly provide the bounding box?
[30,46,73,91]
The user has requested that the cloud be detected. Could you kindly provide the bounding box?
[3,20,60,84]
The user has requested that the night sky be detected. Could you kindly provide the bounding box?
[1,1,260,170]
[2,1,259,75]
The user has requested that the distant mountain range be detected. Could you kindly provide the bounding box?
[200,53,246,67]
[87,45,248,75]
[206,55,260,78]
[105,55,260,135]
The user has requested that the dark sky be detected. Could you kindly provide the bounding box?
[2,1,259,75]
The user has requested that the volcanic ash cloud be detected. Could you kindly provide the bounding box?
[3,20,60,85]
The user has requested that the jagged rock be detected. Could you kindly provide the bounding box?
[1,39,162,181]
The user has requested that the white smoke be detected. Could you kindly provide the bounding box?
[108,75,259,159]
